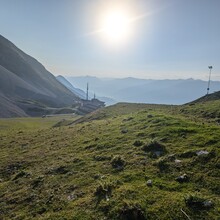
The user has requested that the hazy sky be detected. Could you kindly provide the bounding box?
[0,0,219,80]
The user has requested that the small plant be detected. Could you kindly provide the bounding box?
[111,156,126,170]
[184,194,213,210]
[142,140,166,154]
[133,140,143,147]
[179,150,196,158]
[31,176,44,188]
[119,203,146,220]
[121,128,128,134]
[12,170,30,180]
[93,155,111,161]
[46,166,69,175]
[94,181,114,201]
[156,158,169,171]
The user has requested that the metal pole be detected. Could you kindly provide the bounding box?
[86,83,89,100]
[207,66,213,95]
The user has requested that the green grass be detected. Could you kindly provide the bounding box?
[0,115,79,132]
[0,103,219,219]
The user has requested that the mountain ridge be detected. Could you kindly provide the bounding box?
[0,35,79,117]
[66,76,220,105]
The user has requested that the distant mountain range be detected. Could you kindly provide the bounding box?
[0,35,79,117]
[1,34,219,118]
[57,75,116,106]
[66,76,220,105]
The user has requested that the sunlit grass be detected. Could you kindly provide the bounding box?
[0,102,219,219]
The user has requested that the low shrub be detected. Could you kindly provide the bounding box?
[185,194,214,210]
[142,140,167,158]
[133,140,143,147]
[94,181,114,201]
[119,203,146,220]
[111,156,126,170]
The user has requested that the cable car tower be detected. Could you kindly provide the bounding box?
[86,83,89,100]
[207,66,213,95]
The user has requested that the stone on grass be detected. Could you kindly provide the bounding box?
[175,174,189,183]
[121,129,128,134]
[67,194,77,201]
[146,179,152,187]
[203,200,213,208]
[196,150,209,156]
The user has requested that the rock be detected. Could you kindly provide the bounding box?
[196,150,209,156]
[106,195,110,201]
[67,194,77,201]
[146,179,152,187]
[154,151,163,157]
[203,200,213,208]
[185,195,214,210]
[175,174,189,183]
[121,129,128,134]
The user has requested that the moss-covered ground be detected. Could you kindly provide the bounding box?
[0,102,219,219]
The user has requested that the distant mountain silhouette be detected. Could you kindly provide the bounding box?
[56,75,86,99]
[58,75,116,106]
[67,76,220,105]
[0,35,79,117]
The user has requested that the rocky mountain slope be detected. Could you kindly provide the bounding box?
[56,75,86,99]
[0,35,79,117]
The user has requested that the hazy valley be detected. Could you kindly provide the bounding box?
[66,76,220,105]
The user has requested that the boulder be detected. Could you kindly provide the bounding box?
[146,179,152,187]
[175,174,189,183]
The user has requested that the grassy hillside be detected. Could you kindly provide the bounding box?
[0,102,219,219]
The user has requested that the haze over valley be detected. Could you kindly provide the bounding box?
[66,75,220,105]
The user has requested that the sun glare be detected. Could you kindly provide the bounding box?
[100,10,131,44]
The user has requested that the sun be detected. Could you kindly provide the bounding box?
[100,10,131,44]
